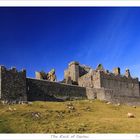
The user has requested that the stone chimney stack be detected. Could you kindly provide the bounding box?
[113,67,120,75]
[125,68,131,78]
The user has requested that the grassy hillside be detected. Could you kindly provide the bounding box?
[0,100,140,133]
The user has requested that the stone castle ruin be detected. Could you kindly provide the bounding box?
[35,69,57,81]
[0,61,140,105]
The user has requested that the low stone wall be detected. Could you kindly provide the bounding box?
[27,78,87,101]
[85,86,140,105]
[96,88,140,105]
[111,96,140,105]
[86,88,97,99]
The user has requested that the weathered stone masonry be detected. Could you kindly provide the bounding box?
[0,66,27,101]
[1,61,140,105]
[27,78,87,101]
[64,61,140,105]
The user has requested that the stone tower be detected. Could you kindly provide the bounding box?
[68,61,79,83]
[64,61,80,84]
[0,66,27,102]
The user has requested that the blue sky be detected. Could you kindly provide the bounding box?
[0,7,140,80]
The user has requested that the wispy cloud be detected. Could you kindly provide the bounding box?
[75,8,134,72]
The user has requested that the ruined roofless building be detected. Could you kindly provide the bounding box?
[64,61,140,104]
[0,61,140,105]
[64,61,91,85]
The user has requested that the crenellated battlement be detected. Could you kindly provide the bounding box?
[99,70,139,83]
[0,65,26,74]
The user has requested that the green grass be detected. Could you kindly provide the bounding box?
[0,100,140,133]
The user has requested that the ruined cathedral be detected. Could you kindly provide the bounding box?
[0,61,140,105]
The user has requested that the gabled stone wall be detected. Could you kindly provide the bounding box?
[78,70,101,88]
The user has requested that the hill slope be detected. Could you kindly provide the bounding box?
[0,100,140,133]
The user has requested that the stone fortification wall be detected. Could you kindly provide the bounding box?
[86,87,109,100]
[27,78,87,101]
[100,71,140,97]
[78,73,93,88]
[1,61,140,105]
[27,78,116,102]
[78,70,101,88]
[82,86,140,105]
[0,66,27,101]
[96,88,140,105]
